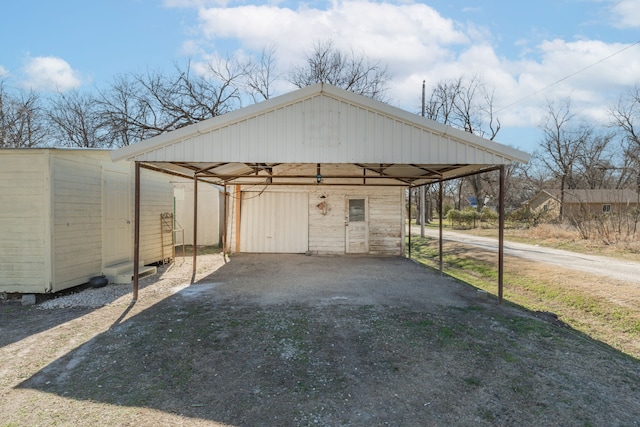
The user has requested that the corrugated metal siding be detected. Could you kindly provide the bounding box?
[52,152,104,292]
[0,151,51,293]
[240,191,309,253]
[138,168,174,264]
[173,180,222,246]
[129,93,514,165]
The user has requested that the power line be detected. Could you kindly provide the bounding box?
[495,40,640,114]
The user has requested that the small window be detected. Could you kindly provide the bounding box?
[349,199,365,222]
[602,204,611,213]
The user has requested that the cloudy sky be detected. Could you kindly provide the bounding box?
[1,0,639,152]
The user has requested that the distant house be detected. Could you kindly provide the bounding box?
[525,189,640,219]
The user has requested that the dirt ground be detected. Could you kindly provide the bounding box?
[1,253,640,426]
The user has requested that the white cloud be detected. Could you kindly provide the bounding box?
[195,1,469,73]
[163,0,230,8]
[0,65,8,78]
[21,56,83,92]
[610,0,640,28]
[167,0,640,151]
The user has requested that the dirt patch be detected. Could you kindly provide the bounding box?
[1,254,640,426]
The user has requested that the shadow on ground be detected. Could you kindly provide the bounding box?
[13,255,640,426]
[0,301,94,349]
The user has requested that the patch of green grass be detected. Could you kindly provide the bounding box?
[500,351,519,363]
[437,326,456,345]
[477,407,495,422]
[464,377,482,386]
[404,319,434,332]
[408,236,640,359]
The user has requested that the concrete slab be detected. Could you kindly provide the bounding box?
[179,254,473,309]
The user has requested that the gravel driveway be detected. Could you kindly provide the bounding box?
[414,227,640,284]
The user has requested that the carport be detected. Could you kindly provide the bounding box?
[111,83,530,303]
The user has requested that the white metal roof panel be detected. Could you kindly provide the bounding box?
[111,83,529,166]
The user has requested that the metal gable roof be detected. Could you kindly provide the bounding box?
[110,83,529,185]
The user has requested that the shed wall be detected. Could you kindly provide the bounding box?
[226,184,403,256]
[307,186,403,255]
[52,152,104,292]
[0,150,174,294]
[138,169,174,264]
[0,151,51,293]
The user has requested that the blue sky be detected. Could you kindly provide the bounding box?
[1,0,639,153]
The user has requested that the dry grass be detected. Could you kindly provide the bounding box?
[409,231,640,359]
[513,223,578,240]
[438,221,640,261]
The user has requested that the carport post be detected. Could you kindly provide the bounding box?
[133,161,141,301]
[222,184,228,253]
[192,174,198,279]
[439,179,443,274]
[498,165,505,305]
[408,186,412,259]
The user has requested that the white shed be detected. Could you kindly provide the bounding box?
[0,148,174,294]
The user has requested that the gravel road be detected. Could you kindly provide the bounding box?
[412,227,640,284]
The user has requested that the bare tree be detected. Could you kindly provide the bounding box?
[425,76,500,140]
[96,74,151,147]
[246,45,279,102]
[97,57,247,147]
[424,76,502,211]
[610,86,640,186]
[535,99,591,220]
[289,39,389,100]
[574,131,615,189]
[0,80,47,148]
[49,90,109,148]
[611,86,640,153]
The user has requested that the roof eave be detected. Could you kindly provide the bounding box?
[111,82,531,165]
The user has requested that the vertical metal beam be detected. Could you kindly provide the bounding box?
[192,174,198,278]
[222,184,228,254]
[498,165,505,305]
[235,185,242,253]
[439,179,443,274]
[133,162,141,301]
[420,185,426,238]
[408,187,412,259]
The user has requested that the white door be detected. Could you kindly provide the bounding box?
[240,192,309,253]
[102,165,132,266]
[346,197,369,253]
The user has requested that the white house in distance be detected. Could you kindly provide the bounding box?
[0,148,174,294]
[112,83,530,260]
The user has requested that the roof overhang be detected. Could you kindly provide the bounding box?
[112,83,530,186]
